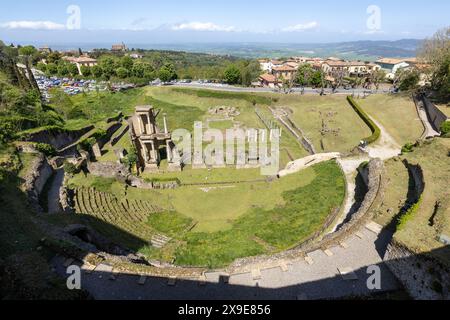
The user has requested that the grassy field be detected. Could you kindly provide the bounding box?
[276,95,372,153]
[65,160,345,267]
[357,94,424,145]
[393,138,450,264]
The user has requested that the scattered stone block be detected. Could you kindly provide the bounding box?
[167,277,177,286]
[305,256,314,265]
[338,267,358,281]
[95,263,113,273]
[324,249,334,257]
[81,263,96,274]
[138,275,147,285]
[340,242,349,249]
[365,221,382,234]
[252,269,262,280]
[355,232,364,239]
[280,262,289,272]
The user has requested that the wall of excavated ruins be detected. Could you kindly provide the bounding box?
[385,240,450,299]
[22,153,54,212]
[422,95,448,132]
[21,125,94,150]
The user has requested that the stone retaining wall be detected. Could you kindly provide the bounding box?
[21,153,54,212]
[228,158,384,272]
[385,240,450,299]
[421,94,448,132]
[22,126,94,150]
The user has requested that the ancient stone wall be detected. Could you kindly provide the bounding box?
[87,161,129,179]
[422,95,448,132]
[385,240,450,299]
[21,153,54,212]
[21,125,94,150]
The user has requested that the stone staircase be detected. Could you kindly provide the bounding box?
[151,234,172,248]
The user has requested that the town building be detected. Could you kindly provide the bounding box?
[258,73,279,88]
[62,55,98,75]
[375,58,410,74]
[322,60,381,76]
[112,43,127,52]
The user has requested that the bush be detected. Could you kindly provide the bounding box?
[63,162,78,175]
[397,196,422,231]
[347,96,381,144]
[440,121,450,136]
[401,142,415,154]
[34,143,56,157]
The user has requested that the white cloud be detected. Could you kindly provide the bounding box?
[0,20,66,30]
[282,21,319,32]
[172,22,237,32]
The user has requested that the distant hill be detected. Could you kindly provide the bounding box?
[125,39,423,61]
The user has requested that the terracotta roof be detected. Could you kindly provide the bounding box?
[259,73,278,83]
[376,58,408,65]
[272,65,296,72]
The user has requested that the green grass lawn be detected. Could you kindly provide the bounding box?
[277,94,372,153]
[393,138,450,265]
[357,94,424,145]
[65,160,345,267]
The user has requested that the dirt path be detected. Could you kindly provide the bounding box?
[365,118,402,160]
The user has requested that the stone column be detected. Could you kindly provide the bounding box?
[142,143,149,162]
[146,114,152,134]
[138,114,145,135]
[150,141,157,162]
[163,114,168,134]
[166,140,172,162]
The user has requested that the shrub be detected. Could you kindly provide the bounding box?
[440,121,450,136]
[401,142,415,154]
[397,196,422,231]
[63,162,78,175]
[79,137,96,151]
[347,96,381,144]
[34,143,56,157]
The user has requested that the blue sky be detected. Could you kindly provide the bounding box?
[0,0,448,44]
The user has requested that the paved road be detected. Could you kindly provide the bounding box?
[172,83,390,96]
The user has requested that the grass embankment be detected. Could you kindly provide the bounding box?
[0,149,87,299]
[357,94,423,145]
[373,138,450,265]
[280,95,372,153]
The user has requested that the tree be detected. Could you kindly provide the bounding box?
[46,52,62,64]
[159,63,177,81]
[420,27,450,101]
[80,65,91,76]
[224,64,241,84]
[310,70,324,88]
[100,57,116,78]
[295,64,314,87]
[57,63,70,77]
[46,63,58,75]
[67,63,79,76]
[397,69,420,91]
[18,45,37,57]
[91,65,103,78]
[121,56,134,70]
[116,67,129,79]
[36,62,47,73]
[158,68,172,83]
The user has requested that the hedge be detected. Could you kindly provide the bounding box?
[397,196,422,231]
[347,96,381,144]
[173,88,273,105]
